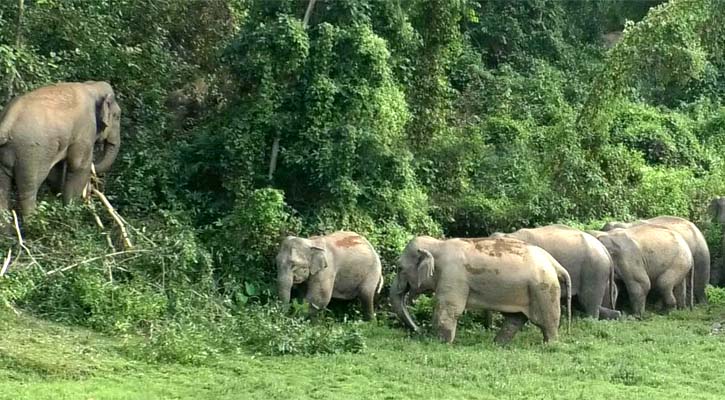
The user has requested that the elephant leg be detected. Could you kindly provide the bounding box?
[358,288,375,321]
[577,291,602,320]
[14,163,45,216]
[624,279,649,318]
[674,279,686,309]
[694,264,709,305]
[0,170,11,232]
[62,166,90,205]
[0,169,11,211]
[494,313,528,345]
[654,272,679,313]
[433,298,466,343]
[63,144,93,205]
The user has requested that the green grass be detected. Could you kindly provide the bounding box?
[1,303,724,400]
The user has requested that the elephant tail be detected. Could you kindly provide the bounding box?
[376,274,384,294]
[606,250,616,310]
[689,260,695,310]
[552,260,572,334]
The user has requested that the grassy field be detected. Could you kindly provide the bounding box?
[1,300,725,400]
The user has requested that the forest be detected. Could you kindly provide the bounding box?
[1,0,725,398]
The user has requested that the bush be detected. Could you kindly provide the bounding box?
[238,305,366,356]
[126,305,366,364]
[706,286,725,305]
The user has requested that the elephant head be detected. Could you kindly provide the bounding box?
[709,197,725,224]
[595,231,647,312]
[86,81,121,174]
[275,236,327,309]
[596,232,642,276]
[390,237,438,332]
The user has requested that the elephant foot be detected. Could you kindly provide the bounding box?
[437,326,456,344]
[494,313,527,346]
[597,307,621,320]
[542,329,558,344]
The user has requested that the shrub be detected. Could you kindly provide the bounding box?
[237,305,366,356]
[706,286,725,305]
[126,305,366,364]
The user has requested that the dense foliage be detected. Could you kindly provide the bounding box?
[1,0,725,358]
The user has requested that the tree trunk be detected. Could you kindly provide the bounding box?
[302,0,317,28]
[267,0,317,182]
[5,0,24,101]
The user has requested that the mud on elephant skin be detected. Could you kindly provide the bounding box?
[390,236,572,345]
[602,216,710,304]
[0,81,121,216]
[275,231,383,321]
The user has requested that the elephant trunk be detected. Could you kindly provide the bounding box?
[93,135,120,174]
[277,269,293,311]
[390,275,418,332]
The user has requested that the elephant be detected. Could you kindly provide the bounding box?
[602,216,710,304]
[275,231,383,320]
[492,225,620,320]
[390,236,572,345]
[590,224,694,317]
[0,81,121,216]
[708,197,725,286]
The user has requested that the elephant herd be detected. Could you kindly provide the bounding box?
[277,215,713,345]
[1,83,722,345]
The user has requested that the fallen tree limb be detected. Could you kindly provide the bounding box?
[11,210,42,272]
[0,249,11,277]
[91,189,133,250]
[46,249,152,276]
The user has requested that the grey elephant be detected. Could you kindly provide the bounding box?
[275,231,383,320]
[493,225,619,320]
[590,224,693,317]
[0,81,121,215]
[708,197,725,286]
[390,236,572,344]
[602,216,710,304]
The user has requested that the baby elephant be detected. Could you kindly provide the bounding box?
[390,236,571,345]
[276,231,383,320]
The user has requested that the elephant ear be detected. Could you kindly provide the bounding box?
[100,94,114,127]
[309,245,327,275]
[416,249,435,288]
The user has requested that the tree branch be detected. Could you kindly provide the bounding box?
[46,250,152,276]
